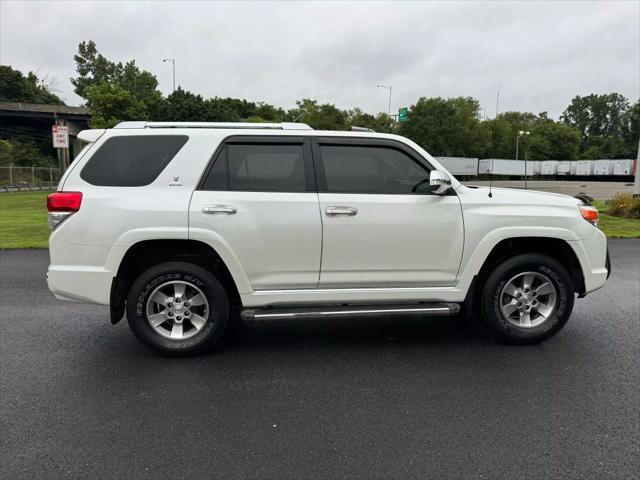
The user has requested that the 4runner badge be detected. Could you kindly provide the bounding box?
[169,176,183,186]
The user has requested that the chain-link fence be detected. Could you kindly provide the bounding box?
[0,166,62,191]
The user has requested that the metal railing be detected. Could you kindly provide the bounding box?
[0,166,61,191]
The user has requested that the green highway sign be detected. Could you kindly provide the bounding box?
[398,107,409,122]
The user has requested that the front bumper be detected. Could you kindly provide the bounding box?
[569,228,609,295]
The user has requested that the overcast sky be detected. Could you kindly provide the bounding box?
[1,0,638,118]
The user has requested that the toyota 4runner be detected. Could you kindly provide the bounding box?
[47,121,610,355]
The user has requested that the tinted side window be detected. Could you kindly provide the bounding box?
[319,145,430,194]
[227,144,306,192]
[81,135,188,187]
[201,146,228,190]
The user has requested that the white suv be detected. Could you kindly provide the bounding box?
[47,121,610,356]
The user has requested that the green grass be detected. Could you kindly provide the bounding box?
[0,191,638,249]
[0,190,52,248]
[593,200,640,238]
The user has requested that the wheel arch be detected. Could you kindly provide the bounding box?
[110,239,243,324]
[471,237,586,304]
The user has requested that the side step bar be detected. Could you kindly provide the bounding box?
[241,303,460,321]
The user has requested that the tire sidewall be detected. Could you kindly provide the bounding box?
[482,254,574,342]
[126,262,229,356]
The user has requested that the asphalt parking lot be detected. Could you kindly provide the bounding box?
[1,240,639,479]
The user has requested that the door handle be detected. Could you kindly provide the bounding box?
[326,206,358,216]
[202,205,237,215]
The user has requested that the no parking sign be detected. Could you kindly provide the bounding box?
[52,125,69,149]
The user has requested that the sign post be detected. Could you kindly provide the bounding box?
[52,124,70,172]
[398,107,409,122]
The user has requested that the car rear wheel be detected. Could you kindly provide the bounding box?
[480,253,575,343]
[126,262,229,356]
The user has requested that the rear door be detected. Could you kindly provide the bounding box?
[313,137,464,288]
[189,136,322,290]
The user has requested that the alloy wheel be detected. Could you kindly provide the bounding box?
[145,280,210,340]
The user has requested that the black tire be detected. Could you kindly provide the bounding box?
[479,253,575,344]
[126,262,229,356]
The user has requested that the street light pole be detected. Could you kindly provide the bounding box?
[517,130,530,189]
[163,58,176,93]
[377,84,392,118]
[634,137,640,197]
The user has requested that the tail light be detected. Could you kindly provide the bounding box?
[47,192,83,230]
[578,205,599,226]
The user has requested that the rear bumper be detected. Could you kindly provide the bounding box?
[47,266,112,305]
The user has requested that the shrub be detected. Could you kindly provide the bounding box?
[606,192,640,219]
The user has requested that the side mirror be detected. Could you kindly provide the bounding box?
[430,170,452,195]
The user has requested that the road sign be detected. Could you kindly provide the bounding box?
[52,125,69,149]
[398,107,409,122]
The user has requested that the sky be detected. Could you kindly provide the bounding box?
[1,0,638,119]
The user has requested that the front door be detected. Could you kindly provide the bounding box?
[313,139,464,288]
[189,137,321,290]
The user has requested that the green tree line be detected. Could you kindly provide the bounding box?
[1,40,638,167]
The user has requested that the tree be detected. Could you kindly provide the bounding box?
[0,65,64,105]
[287,99,347,130]
[398,97,490,157]
[482,111,538,158]
[85,82,147,128]
[528,119,581,160]
[0,137,55,167]
[159,87,208,121]
[346,108,393,132]
[72,41,123,98]
[254,102,285,122]
[561,93,633,157]
[483,116,512,158]
[72,40,163,121]
[205,97,257,122]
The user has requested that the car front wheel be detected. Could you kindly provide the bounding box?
[480,253,575,343]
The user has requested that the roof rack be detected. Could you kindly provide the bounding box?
[350,126,375,132]
[113,121,313,130]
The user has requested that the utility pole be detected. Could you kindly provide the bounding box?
[495,90,500,118]
[634,137,640,197]
[517,130,530,189]
[163,58,176,92]
[377,84,392,118]
[53,113,63,174]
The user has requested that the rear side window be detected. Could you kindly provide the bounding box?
[201,147,228,190]
[81,135,188,186]
[201,143,307,192]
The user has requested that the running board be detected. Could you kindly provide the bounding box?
[241,303,460,321]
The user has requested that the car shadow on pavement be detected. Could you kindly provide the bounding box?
[73,311,499,361]
[223,314,493,352]
[93,313,501,363]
